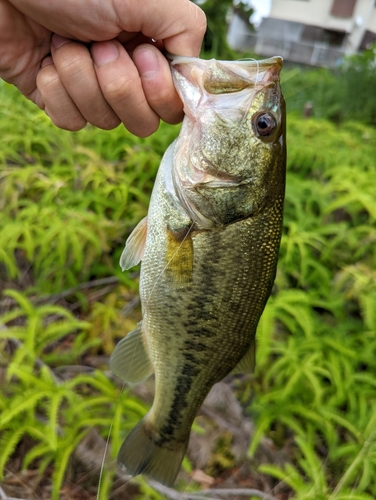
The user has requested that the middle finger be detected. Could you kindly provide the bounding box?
[91,40,160,137]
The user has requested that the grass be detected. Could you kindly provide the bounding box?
[0,70,376,499]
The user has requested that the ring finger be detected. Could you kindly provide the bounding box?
[50,34,120,130]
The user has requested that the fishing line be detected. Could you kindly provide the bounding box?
[97,381,126,500]
[237,57,260,86]
[97,308,146,499]
[97,297,143,498]
[145,220,195,304]
[256,58,260,86]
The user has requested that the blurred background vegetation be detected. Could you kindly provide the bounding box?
[1,1,376,499]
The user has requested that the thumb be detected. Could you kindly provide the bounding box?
[114,0,206,57]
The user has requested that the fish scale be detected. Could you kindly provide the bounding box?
[111,55,286,486]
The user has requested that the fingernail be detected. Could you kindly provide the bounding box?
[136,47,159,79]
[52,34,70,49]
[92,41,119,67]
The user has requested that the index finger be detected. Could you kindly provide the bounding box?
[114,0,206,57]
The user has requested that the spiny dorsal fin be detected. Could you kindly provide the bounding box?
[230,341,256,375]
[120,217,148,271]
[110,323,153,384]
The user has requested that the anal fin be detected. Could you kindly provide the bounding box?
[110,323,153,384]
[230,341,256,375]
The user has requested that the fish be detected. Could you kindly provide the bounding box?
[110,55,286,486]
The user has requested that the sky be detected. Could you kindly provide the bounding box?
[248,0,272,26]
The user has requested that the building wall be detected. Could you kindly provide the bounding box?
[270,0,341,26]
[254,17,346,67]
[227,0,376,68]
[227,13,253,51]
[348,0,376,51]
[268,0,376,52]
[369,6,376,30]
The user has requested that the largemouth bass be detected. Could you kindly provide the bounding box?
[111,55,286,486]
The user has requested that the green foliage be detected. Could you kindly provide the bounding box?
[0,290,147,500]
[338,45,376,125]
[2,57,376,499]
[282,44,376,125]
[197,0,233,58]
[233,0,254,25]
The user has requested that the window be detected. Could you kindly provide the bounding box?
[360,29,376,49]
[302,25,346,47]
[330,0,357,18]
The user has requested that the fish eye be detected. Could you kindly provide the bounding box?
[254,112,276,137]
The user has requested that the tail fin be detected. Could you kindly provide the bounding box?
[118,417,188,486]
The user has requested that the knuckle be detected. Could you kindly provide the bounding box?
[93,113,121,131]
[195,8,207,36]
[133,121,159,138]
[67,119,87,132]
[164,111,184,126]
[49,112,87,132]
[101,75,135,101]
[59,119,87,132]
[191,3,207,38]
[148,87,172,108]
[142,75,177,110]
[37,67,61,94]
[143,83,183,125]
[122,101,159,137]
[57,53,90,79]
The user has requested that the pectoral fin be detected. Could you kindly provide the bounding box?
[120,217,148,271]
[110,323,153,383]
[231,342,256,375]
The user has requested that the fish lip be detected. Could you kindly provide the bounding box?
[189,171,256,189]
[169,55,283,101]
[167,53,283,71]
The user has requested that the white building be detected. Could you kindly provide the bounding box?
[228,0,376,68]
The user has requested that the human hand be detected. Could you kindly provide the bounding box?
[0,0,206,136]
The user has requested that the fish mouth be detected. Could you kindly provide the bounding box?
[169,55,283,96]
[167,54,283,70]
